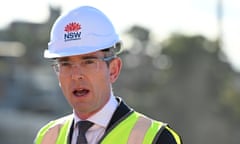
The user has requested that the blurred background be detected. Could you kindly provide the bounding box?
[0,0,240,144]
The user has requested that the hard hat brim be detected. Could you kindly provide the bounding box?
[44,41,122,59]
[44,46,108,58]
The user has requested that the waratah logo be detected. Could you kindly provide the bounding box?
[64,22,82,41]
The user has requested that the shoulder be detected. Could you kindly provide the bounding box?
[54,114,73,124]
[35,114,73,143]
[37,114,73,134]
[154,124,182,144]
[133,112,182,144]
[135,112,182,144]
[35,114,73,144]
[48,114,73,127]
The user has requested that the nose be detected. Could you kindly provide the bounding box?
[71,65,84,80]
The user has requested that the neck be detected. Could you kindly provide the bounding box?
[75,95,112,120]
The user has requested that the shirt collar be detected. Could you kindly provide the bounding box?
[73,95,118,128]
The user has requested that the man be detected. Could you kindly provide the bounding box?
[35,5,182,144]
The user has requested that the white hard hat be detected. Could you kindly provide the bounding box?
[44,6,120,58]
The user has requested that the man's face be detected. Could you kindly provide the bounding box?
[55,51,122,119]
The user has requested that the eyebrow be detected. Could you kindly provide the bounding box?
[57,55,99,62]
[82,55,99,59]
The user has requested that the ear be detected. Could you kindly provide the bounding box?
[109,57,122,83]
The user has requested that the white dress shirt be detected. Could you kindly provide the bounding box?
[71,95,118,144]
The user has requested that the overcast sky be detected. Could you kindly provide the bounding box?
[1,0,239,72]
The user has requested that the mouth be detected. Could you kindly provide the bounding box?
[72,88,90,97]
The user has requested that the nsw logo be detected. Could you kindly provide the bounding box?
[64,22,82,41]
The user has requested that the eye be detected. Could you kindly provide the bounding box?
[60,62,72,67]
[83,59,96,65]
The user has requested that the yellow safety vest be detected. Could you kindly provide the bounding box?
[35,112,179,144]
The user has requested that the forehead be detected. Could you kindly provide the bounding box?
[57,51,104,61]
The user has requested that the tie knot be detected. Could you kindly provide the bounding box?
[77,121,94,134]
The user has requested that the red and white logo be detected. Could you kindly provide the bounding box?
[64,22,82,41]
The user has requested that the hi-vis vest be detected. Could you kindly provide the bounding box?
[35,112,178,144]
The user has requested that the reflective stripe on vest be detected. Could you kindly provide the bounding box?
[35,112,166,144]
[100,112,165,144]
[128,115,152,143]
[35,115,73,144]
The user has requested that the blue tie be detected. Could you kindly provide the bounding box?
[77,121,93,144]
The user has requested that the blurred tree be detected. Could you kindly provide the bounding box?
[114,27,240,144]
